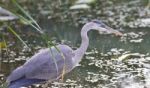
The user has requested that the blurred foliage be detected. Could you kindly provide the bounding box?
[0,42,6,48]
[0,0,149,28]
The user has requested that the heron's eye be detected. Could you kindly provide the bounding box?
[99,24,106,28]
[100,24,105,28]
[92,20,103,24]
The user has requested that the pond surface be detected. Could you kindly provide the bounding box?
[0,0,150,88]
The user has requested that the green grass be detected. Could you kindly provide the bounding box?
[8,26,28,48]
[11,0,54,47]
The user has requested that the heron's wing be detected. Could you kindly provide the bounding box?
[6,48,51,83]
[7,45,74,83]
[24,45,74,80]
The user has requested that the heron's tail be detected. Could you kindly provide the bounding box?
[6,66,25,84]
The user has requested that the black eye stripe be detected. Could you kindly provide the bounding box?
[92,20,106,28]
[92,20,102,24]
[100,24,106,28]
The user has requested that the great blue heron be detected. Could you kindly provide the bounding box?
[6,20,122,88]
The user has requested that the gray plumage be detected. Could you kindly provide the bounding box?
[7,45,74,84]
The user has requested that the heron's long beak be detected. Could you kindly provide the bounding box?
[110,28,123,36]
[105,26,123,37]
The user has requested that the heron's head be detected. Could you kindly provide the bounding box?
[89,20,123,36]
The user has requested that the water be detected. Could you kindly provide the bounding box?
[0,0,150,88]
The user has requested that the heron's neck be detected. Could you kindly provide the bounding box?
[73,24,91,66]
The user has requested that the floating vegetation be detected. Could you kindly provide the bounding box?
[128,18,150,28]
[120,32,145,43]
[118,53,145,62]
[0,83,7,88]
[70,4,90,10]
[70,0,96,10]
[75,0,96,4]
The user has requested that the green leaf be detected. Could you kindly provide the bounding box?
[8,26,28,48]
[12,0,43,34]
